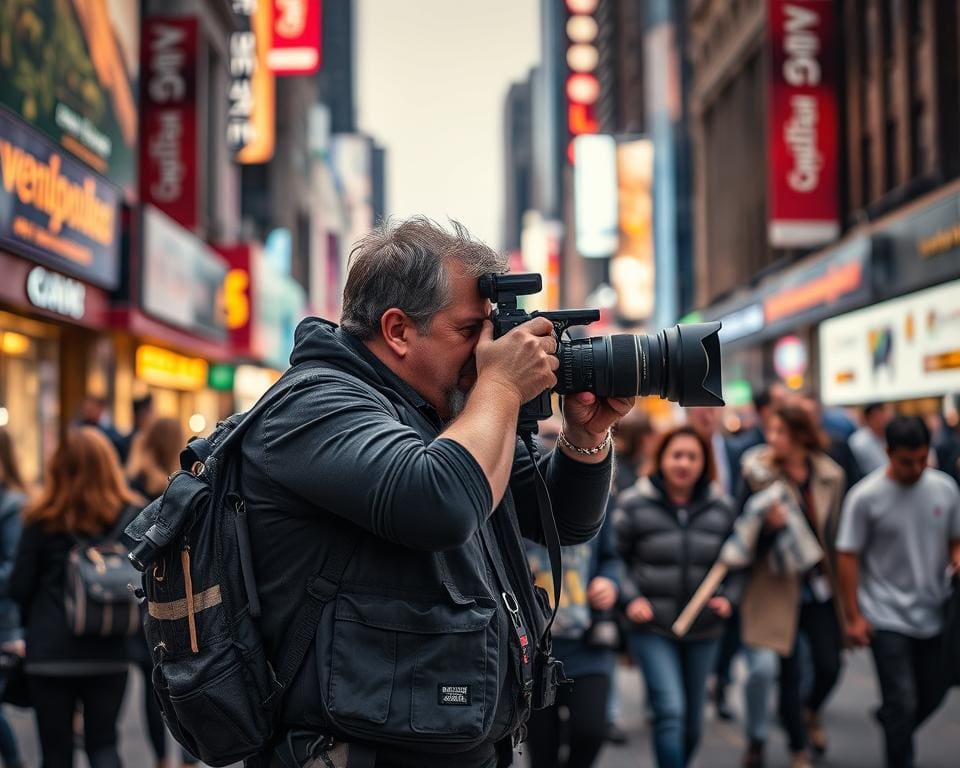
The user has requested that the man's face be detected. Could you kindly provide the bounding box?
[403,260,489,420]
[887,446,928,486]
[687,407,720,440]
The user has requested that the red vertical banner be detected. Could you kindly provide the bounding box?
[767,0,839,248]
[140,18,199,229]
[267,0,322,75]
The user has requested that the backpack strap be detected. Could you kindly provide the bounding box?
[180,361,326,472]
[266,521,361,710]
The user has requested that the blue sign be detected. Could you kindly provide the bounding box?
[0,107,121,289]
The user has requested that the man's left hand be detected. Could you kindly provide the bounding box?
[561,393,635,449]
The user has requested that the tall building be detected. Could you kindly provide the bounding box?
[687,0,960,408]
[317,0,357,133]
[503,75,535,252]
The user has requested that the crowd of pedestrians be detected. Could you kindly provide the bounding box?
[0,382,957,768]
[526,385,960,768]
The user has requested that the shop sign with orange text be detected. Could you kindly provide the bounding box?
[0,107,120,288]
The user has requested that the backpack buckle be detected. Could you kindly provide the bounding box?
[307,575,338,601]
[278,730,335,766]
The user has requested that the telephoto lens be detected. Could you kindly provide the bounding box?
[554,322,723,407]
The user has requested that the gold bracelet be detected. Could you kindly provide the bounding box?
[557,429,612,456]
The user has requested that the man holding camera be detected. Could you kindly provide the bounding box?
[238,218,633,768]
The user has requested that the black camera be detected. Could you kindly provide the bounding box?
[478,272,723,431]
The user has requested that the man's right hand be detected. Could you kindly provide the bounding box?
[845,614,872,647]
[626,597,654,624]
[475,318,559,404]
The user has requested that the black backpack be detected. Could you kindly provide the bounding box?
[123,363,358,766]
[65,511,141,637]
[124,362,568,765]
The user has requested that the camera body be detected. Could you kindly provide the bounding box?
[479,272,724,435]
[479,273,596,433]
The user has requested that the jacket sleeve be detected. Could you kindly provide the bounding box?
[9,522,41,611]
[260,377,493,551]
[0,504,23,597]
[612,494,642,605]
[510,443,612,546]
[593,501,622,588]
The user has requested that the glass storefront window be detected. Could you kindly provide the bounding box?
[0,311,59,486]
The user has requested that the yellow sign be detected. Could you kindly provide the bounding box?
[224,268,251,329]
[136,345,208,391]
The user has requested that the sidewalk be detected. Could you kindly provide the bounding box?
[5,650,960,766]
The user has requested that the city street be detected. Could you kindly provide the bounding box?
[5,651,959,767]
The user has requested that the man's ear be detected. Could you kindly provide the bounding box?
[380,308,412,358]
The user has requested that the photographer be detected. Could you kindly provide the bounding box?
[239,218,632,768]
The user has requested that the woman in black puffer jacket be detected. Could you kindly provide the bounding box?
[615,425,738,768]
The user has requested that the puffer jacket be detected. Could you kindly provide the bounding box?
[614,474,738,640]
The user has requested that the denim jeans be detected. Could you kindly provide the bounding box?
[629,631,720,768]
[743,600,843,752]
[870,630,947,768]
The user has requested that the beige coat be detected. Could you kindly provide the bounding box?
[738,446,846,655]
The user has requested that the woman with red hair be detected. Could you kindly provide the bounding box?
[10,427,142,768]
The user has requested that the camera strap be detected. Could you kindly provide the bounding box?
[519,434,563,653]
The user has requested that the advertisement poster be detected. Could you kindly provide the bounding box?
[141,206,227,339]
[766,0,839,248]
[612,139,655,322]
[0,0,139,193]
[140,18,198,229]
[267,0,322,75]
[0,107,120,288]
[819,279,960,405]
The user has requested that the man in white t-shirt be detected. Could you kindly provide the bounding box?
[836,416,960,768]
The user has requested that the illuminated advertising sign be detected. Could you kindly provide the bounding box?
[613,139,655,321]
[573,134,618,258]
[136,345,208,391]
[141,206,227,339]
[767,0,840,247]
[0,0,139,193]
[267,0,322,75]
[0,107,120,288]
[229,0,276,163]
[564,0,600,163]
[141,18,199,229]
[820,279,960,405]
[215,242,258,356]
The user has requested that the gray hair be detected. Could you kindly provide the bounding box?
[340,216,508,339]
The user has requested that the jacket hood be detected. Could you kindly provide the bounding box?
[288,317,386,385]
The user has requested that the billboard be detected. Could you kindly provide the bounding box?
[267,0,322,75]
[819,279,960,405]
[0,0,139,193]
[0,107,120,287]
[141,206,227,339]
[573,134,617,258]
[229,0,276,164]
[140,18,198,229]
[612,139,655,321]
[766,0,839,248]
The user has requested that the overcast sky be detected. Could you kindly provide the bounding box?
[357,0,541,250]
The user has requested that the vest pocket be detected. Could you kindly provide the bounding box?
[325,592,497,742]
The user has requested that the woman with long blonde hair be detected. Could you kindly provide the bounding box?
[10,427,142,768]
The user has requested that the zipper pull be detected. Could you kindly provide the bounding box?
[502,592,530,666]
